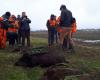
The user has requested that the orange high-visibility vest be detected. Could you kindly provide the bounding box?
[0,17,3,21]
[0,29,7,48]
[71,22,77,33]
[56,16,63,33]
[8,17,18,33]
[57,27,62,33]
[49,20,56,27]
[0,22,2,48]
[8,22,18,33]
[8,27,17,33]
[0,17,7,48]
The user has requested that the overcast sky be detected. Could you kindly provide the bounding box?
[0,0,100,30]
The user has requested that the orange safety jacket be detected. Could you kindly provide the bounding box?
[0,21,2,47]
[8,27,17,33]
[71,22,77,33]
[8,17,19,33]
[0,17,7,48]
[8,23,17,33]
[56,16,62,33]
[49,19,56,27]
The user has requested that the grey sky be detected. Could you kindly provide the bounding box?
[0,0,100,30]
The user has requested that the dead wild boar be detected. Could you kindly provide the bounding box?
[15,52,68,67]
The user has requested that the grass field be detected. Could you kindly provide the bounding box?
[0,37,47,80]
[0,29,100,80]
[31,29,100,40]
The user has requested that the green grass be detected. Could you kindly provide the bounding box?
[64,75,80,80]
[0,66,44,80]
[0,37,46,80]
[0,36,100,80]
[31,37,48,47]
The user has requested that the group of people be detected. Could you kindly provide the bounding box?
[0,4,76,52]
[0,12,31,49]
[46,5,77,52]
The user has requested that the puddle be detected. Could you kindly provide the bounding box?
[74,38,100,43]
[83,40,100,43]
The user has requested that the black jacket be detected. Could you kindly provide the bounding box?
[2,15,13,30]
[60,9,72,27]
[20,18,31,30]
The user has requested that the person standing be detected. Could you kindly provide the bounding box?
[17,15,22,44]
[59,5,74,52]
[71,17,77,37]
[0,17,4,48]
[46,14,57,47]
[0,12,11,49]
[20,15,31,47]
[8,15,19,47]
[54,15,58,43]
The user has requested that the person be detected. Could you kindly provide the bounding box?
[20,15,31,47]
[16,15,22,44]
[0,17,4,48]
[54,15,58,43]
[46,18,51,47]
[22,12,26,18]
[71,17,77,37]
[67,17,77,50]
[56,16,62,39]
[0,12,11,49]
[46,14,57,47]
[8,15,18,47]
[62,17,77,51]
[59,5,74,52]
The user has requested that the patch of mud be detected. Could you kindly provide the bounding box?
[40,65,82,80]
